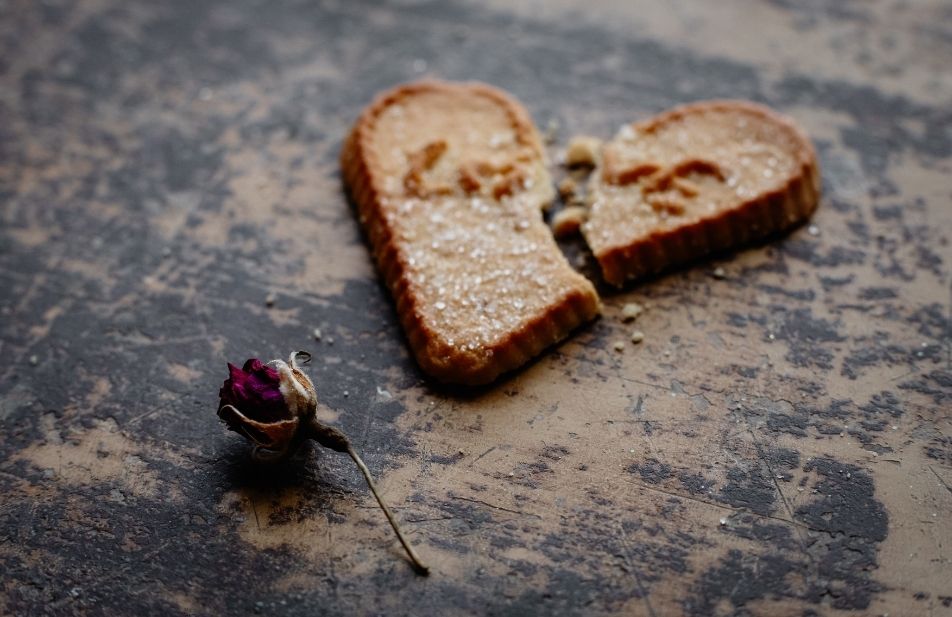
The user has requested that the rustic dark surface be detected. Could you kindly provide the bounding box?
[1,0,950,615]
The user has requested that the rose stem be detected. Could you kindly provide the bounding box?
[346,446,430,576]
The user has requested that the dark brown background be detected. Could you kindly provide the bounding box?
[1,0,950,615]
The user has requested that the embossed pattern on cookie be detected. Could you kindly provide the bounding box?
[582,101,821,286]
[341,80,600,385]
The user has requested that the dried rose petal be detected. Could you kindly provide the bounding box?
[219,359,289,423]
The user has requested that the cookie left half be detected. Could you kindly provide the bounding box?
[341,80,600,385]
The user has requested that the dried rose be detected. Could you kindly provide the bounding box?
[218,358,298,461]
[218,353,331,462]
[217,351,428,575]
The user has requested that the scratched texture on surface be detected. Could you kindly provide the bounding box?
[1,0,950,615]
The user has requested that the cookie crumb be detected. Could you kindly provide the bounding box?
[711,267,726,280]
[613,341,625,352]
[557,177,578,201]
[631,331,644,344]
[565,136,602,167]
[551,206,588,238]
[621,302,644,322]
[544,118,561,145]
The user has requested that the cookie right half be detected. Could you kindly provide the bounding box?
[582,101,821,286]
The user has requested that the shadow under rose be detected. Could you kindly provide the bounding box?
[216,439,359,525]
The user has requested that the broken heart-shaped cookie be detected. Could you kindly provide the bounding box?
[582,101,820,286]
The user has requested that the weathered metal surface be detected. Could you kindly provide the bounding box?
[1,1,949,615]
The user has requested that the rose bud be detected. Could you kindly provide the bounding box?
[217,351,429,575]
[218,356,306,462]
